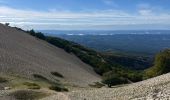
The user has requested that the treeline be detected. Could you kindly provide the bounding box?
[102,53,152,70]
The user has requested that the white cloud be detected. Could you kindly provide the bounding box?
[0,6,170,30]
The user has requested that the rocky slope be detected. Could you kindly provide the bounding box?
[0,24,100,86]
[40,73,170,100]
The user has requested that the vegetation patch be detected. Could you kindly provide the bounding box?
[33,74,49,81]
[9,90,48,100]
[102,71,128,87]
[49,85,68,92]
[51,72,64,78]
[33,74,60,85]
[32,74,68,91]
[0,77,8,83]
[23,82,41,89]
[102,53,152,70]
[144,49,170,79]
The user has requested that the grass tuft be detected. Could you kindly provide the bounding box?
[23,82,41,89]
[89,82,105,88]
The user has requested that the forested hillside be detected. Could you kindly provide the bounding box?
[145,49,170,78]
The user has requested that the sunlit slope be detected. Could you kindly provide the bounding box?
[0,24,100,86]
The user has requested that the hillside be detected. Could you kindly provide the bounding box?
[145,49,170,78]
[0,23,100,87]
[25,29,149,87]
[0,24,170,100]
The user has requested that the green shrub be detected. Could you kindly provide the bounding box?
[28,29,36,36]
[49,85,68,92]
[33,74,48,81]
[32,74,62,87]
[32,74,55,84]
[102,71,128,87]
[51,72,64,78]
[5,23,10,26]
[35,32,46,40]
[0,77,8,83]
[23,82,41,89]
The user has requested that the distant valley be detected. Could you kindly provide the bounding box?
[41,30,170,57]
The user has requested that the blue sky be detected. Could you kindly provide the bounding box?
[0,0,170,30]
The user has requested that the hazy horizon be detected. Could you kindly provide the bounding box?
[0,0,170,30]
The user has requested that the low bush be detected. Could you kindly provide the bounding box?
[5,23,10,26]
[49,85,68,92]
[0,77,8,83]
[51,72,64,78]
[33,74,48,81]
[33,74,61,85]
[35,32,46,40]
[102,71,128,87]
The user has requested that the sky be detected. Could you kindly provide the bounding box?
[0,0,170,30]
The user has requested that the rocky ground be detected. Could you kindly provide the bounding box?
[43,73,170,100]
[1,73,170,100]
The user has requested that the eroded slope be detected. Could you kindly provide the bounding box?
[0,24,100,86]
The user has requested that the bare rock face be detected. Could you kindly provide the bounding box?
[0,24,100,86]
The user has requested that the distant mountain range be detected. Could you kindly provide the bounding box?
[40,30,170,56]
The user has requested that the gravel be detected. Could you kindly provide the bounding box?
[39,73,170,100]
[0,24,100,87]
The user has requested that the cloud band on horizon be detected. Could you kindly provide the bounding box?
[0,6,170,30]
